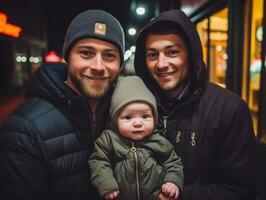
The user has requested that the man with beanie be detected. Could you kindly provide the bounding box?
[0,10,125,200]
[89,76,183,200]
[134,9,257,200]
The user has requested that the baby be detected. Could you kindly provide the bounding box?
[89,76,183,200]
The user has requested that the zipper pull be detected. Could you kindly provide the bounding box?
[176,130,181,143]
[191,132,196,147]
[131,141,136,152]
[162,116,168,129]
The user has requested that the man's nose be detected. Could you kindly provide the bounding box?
[157,53,168,69]
[90,54,104,71]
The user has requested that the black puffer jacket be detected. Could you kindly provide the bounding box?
[134,10,257,200]
[0,62,112,200]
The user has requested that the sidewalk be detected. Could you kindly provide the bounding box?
[0,95,25,125]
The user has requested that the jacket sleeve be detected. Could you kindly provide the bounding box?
[88,130,119,197]
[181,100,257,200]
[0,115,50,200]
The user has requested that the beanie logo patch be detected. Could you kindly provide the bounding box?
[94,22,107,35]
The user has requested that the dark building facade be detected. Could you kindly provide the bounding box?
[0,0,47,95]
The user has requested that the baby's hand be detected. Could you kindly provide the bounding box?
[161,182,180,200]
[104,189,120,200]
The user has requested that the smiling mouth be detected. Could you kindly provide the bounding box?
[155,72,176,80]
[82,75,108,80]
[156,71,176,77]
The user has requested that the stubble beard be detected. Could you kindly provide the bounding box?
[162,77,189,98]
[69,72,117,98]
[153,75,186,97]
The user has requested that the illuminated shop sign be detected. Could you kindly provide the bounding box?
[45,51,61,62]
[0,12,22,38]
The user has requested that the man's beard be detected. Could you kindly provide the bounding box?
[166,75,190,98]
[69,72,117,98]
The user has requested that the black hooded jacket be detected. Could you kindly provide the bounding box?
[134,10,257,200]
[0,62,112,200]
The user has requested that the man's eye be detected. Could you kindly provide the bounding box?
[80,50,94,58]
[166,49,179,57]
[146,52,158,60]
[103,52,117,61]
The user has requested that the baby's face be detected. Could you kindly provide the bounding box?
[117,102,154,141]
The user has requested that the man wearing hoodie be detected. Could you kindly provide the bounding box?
[89,76,183,200]
[0,10,124,200]
[134,9,257,200]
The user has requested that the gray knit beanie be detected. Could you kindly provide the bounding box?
[110,76,158,128]
[63,10,125,65]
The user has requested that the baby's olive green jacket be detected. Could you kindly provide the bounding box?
[89,129,183,200]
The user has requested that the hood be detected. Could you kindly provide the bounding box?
[26,62,79,104]
[134,9,207,95]
[109,75,158,128]
[26,62,115,145]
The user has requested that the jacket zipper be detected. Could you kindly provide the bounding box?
[160,102,185,131]
[162,115,168,130]
[176,130,181,144]
[84,96,96,141]
[159,91,199,160]
[91,113,97,140]
[159,89,199,127]
[191,132,196,147]
[131,141,140,200]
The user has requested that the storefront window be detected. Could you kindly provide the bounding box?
[196,19,208,64]
[196,8,228,88]
[248,0,264,137]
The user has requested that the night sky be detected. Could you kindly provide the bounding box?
[42,0,154,55]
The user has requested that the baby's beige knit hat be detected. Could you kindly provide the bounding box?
[110,75,158,128]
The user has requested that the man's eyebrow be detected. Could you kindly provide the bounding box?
[146,47,162,51]
[166,44,182,48]
[103,49,119,53]
[75,45,119,54]
[76,45,94,50]
[146,44,182,51]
